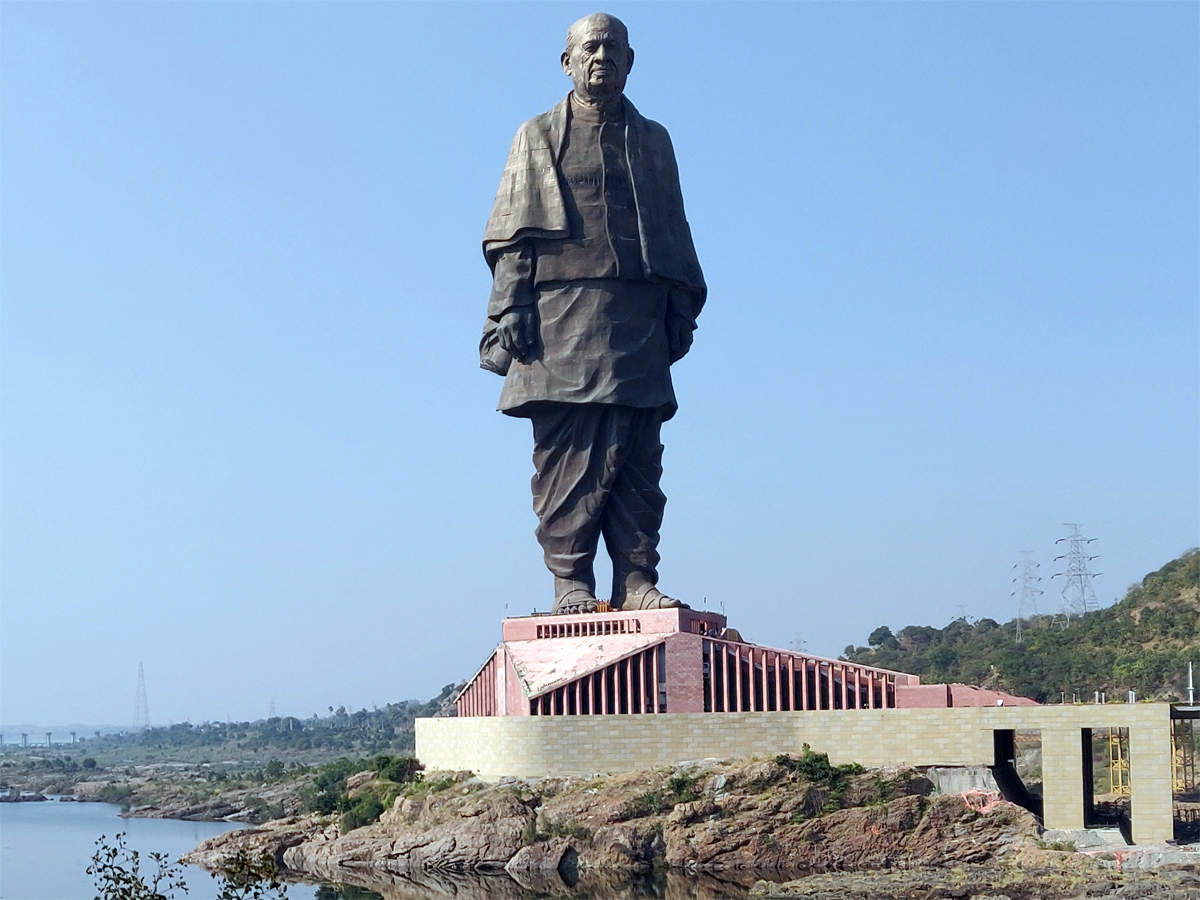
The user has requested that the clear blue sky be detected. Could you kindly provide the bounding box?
[2,2,1196,728]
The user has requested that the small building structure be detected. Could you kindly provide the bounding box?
[454,608,1031,718]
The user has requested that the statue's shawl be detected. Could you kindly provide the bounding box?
[483,95,706,298]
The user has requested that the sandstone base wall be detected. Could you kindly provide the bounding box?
[415,704,1174,844]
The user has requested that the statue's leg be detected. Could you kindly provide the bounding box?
[531,405,617,614]
[603,409,684,610]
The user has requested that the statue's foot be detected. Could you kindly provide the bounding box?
[623,584,688,611]
[552,577,598,615]
[552,589,598,615]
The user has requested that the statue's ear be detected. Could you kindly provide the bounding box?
[626,47,634,74]
[561,50,571,76]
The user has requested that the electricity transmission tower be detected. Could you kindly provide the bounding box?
[1052,524,1101,626]
[1011,552,1043,643]
[133,661,150,731]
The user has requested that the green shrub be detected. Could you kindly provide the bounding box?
[300,757,368,814]
[619,790,669,819]
[775,745,865,815]
[97,783,134,805]
[666,771,702,803]
[340,794,385,833]
[371,755,422,784]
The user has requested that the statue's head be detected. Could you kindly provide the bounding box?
[562,13,633,103]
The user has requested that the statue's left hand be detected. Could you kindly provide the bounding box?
[667,316,694,363]
[497,306,539,363]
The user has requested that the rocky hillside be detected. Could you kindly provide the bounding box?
[183,752,1198,899]
[844,550,1199,702]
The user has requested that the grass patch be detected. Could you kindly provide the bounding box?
[538,819,593,843]
[1037,840,1077,852]
[520,817,538,846]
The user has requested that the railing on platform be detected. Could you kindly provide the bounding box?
[535,617,643,639]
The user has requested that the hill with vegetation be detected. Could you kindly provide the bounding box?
[54,682,461,769]
[843,549,1199,702]
[0,683,462,812]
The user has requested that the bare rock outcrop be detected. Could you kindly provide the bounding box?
[185,755,1055,894]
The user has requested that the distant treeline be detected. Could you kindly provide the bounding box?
[844,549,1199,702]
[75,683,461,757]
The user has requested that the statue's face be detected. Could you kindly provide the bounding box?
[561,15,633,102]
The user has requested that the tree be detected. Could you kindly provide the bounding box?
[867,626,895,648]
[89,833,287,900]
[215,848,290,900]
[88,833,187,900]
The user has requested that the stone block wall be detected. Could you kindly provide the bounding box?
[416,704,1174,844]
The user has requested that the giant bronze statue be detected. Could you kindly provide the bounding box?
[481,13,705,615]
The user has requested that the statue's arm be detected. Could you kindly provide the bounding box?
[489,243,538,363]
[644,121,704,362]
[487,243,534,320]
[666,288,698,363]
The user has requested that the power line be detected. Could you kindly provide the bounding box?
[133,661,150,731]
[1052,523,1102,626]
[1011,551,1043,643]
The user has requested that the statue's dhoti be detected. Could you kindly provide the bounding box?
[529,404,665,606]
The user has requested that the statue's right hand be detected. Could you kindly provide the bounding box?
[497,307,538,363]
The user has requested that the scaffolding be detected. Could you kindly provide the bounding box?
[1173,718,1196,795]
[1108,727,1130,797]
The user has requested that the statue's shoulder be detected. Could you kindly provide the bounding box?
[509,99,569,151]
[623,101,675,151]
[640,117,673,149]
[636,112,669,136]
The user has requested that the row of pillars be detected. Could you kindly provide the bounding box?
[703,640,893,713]
[457,654,499,718]
[531,645,663,716]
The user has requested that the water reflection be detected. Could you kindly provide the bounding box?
[300,868,755,899]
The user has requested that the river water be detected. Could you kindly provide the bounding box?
[0,800,336,900]
[0,800,756,899]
